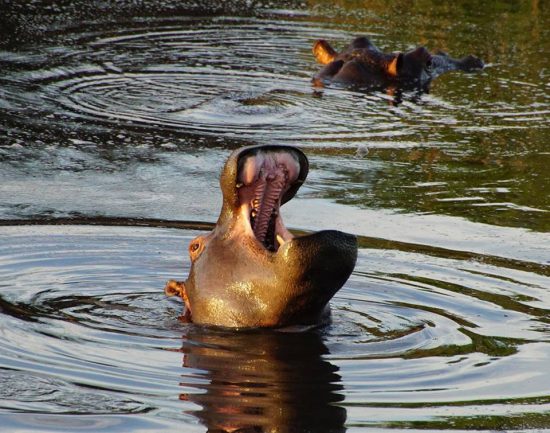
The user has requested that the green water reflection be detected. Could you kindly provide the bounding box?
[305,0,549,232]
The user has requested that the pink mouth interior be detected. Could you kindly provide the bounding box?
[237,150,301,251]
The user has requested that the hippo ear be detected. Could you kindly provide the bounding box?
[387,53,403,77]
[313,40,337,65]
[164,280,185,297]
[405,46,432,66]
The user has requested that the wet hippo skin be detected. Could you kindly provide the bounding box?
[313,36,484,91]
[165,145,358,328]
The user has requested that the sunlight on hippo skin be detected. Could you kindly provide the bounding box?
[312,36,484,92]
[165,145,358,328]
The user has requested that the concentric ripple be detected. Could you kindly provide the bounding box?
[2,15,547,152]
[1,224,549,430]
[42,66,413,146]
[2,16,530,149]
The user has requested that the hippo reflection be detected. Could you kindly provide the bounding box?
[179,328,346,432]
[313,36,484,91]
[165,145,357,328]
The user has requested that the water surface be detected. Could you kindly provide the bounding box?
[1,0,549,431]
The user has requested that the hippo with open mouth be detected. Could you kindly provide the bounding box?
[313,36,484,91]
[165,145,357,328]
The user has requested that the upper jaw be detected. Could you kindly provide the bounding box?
[227,145,308,253]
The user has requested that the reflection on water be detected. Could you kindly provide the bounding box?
[180,328,346,432]
[0,0,549,431]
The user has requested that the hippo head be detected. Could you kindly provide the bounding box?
[165,145,357,328]
[312,36,484,91]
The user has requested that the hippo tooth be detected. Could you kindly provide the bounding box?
[276,234,286,247]
[240,154,264,185]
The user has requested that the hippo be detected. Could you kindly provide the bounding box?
[165,145,357,328]
[312,36,484,91]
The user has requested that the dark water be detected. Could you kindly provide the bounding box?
[0,1,549,431]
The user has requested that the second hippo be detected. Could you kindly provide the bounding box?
[313,36,484,91]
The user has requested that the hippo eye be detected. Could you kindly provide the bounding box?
[425,59,433,71]
[188,237,205,260]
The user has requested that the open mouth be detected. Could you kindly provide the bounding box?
[236,148,305,252]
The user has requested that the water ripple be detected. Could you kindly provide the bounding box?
[3,17,531,149]
[1,224,549,430]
